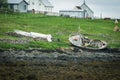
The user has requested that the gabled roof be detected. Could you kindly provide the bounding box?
[40,0,53,7]
[8,0,28,4]
[80,3,94,13]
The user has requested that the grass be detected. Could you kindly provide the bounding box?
[0,13,120,49]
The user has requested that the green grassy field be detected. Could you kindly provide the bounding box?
[0,13,120,49]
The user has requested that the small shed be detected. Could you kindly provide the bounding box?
[8,0,29,12]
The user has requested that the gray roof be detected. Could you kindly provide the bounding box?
[40,0,53,7]
[8,0,28,4]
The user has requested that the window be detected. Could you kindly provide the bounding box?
[10,5,14,9]
[32,2,34,5]
[24,5,26,10]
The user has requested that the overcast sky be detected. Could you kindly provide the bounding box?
[49,0,120,19]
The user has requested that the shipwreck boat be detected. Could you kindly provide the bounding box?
[69,34,107,50]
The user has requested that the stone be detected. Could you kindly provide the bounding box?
[113,25,119,31]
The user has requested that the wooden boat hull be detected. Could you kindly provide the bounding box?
[69,35,107,50]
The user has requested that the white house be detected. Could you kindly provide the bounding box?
[8,0,54,13]
[59,0,94,18]
[26,0,54,13]
[8,0,29,12]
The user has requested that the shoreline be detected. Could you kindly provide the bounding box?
[0,47,120,63]
[0,46,120,52]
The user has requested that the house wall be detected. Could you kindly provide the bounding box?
[81,4,94,18]
[39,3,46,12]
[8,4,17,11]
[14,5,18,10]
[18,1,28,12]
[45,7,53,12]
[59,11,84,18]
[8,1,28,12]
[28,0,53,13]
[59,3,94,18]
[28,0,40,12]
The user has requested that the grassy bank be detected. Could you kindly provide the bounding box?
[0,13,120,49]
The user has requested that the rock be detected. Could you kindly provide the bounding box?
[113,25,119,31]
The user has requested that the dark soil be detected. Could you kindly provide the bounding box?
[0,48,120,80]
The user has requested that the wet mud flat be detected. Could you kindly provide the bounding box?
[0,48,120,80]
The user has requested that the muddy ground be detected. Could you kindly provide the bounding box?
[0,48,120,80]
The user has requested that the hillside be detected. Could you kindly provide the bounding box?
[0,13,120,50]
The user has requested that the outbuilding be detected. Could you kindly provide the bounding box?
[8,0,29,12]
[59,0,94,18]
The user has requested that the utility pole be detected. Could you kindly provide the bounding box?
[100,13,102,19]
